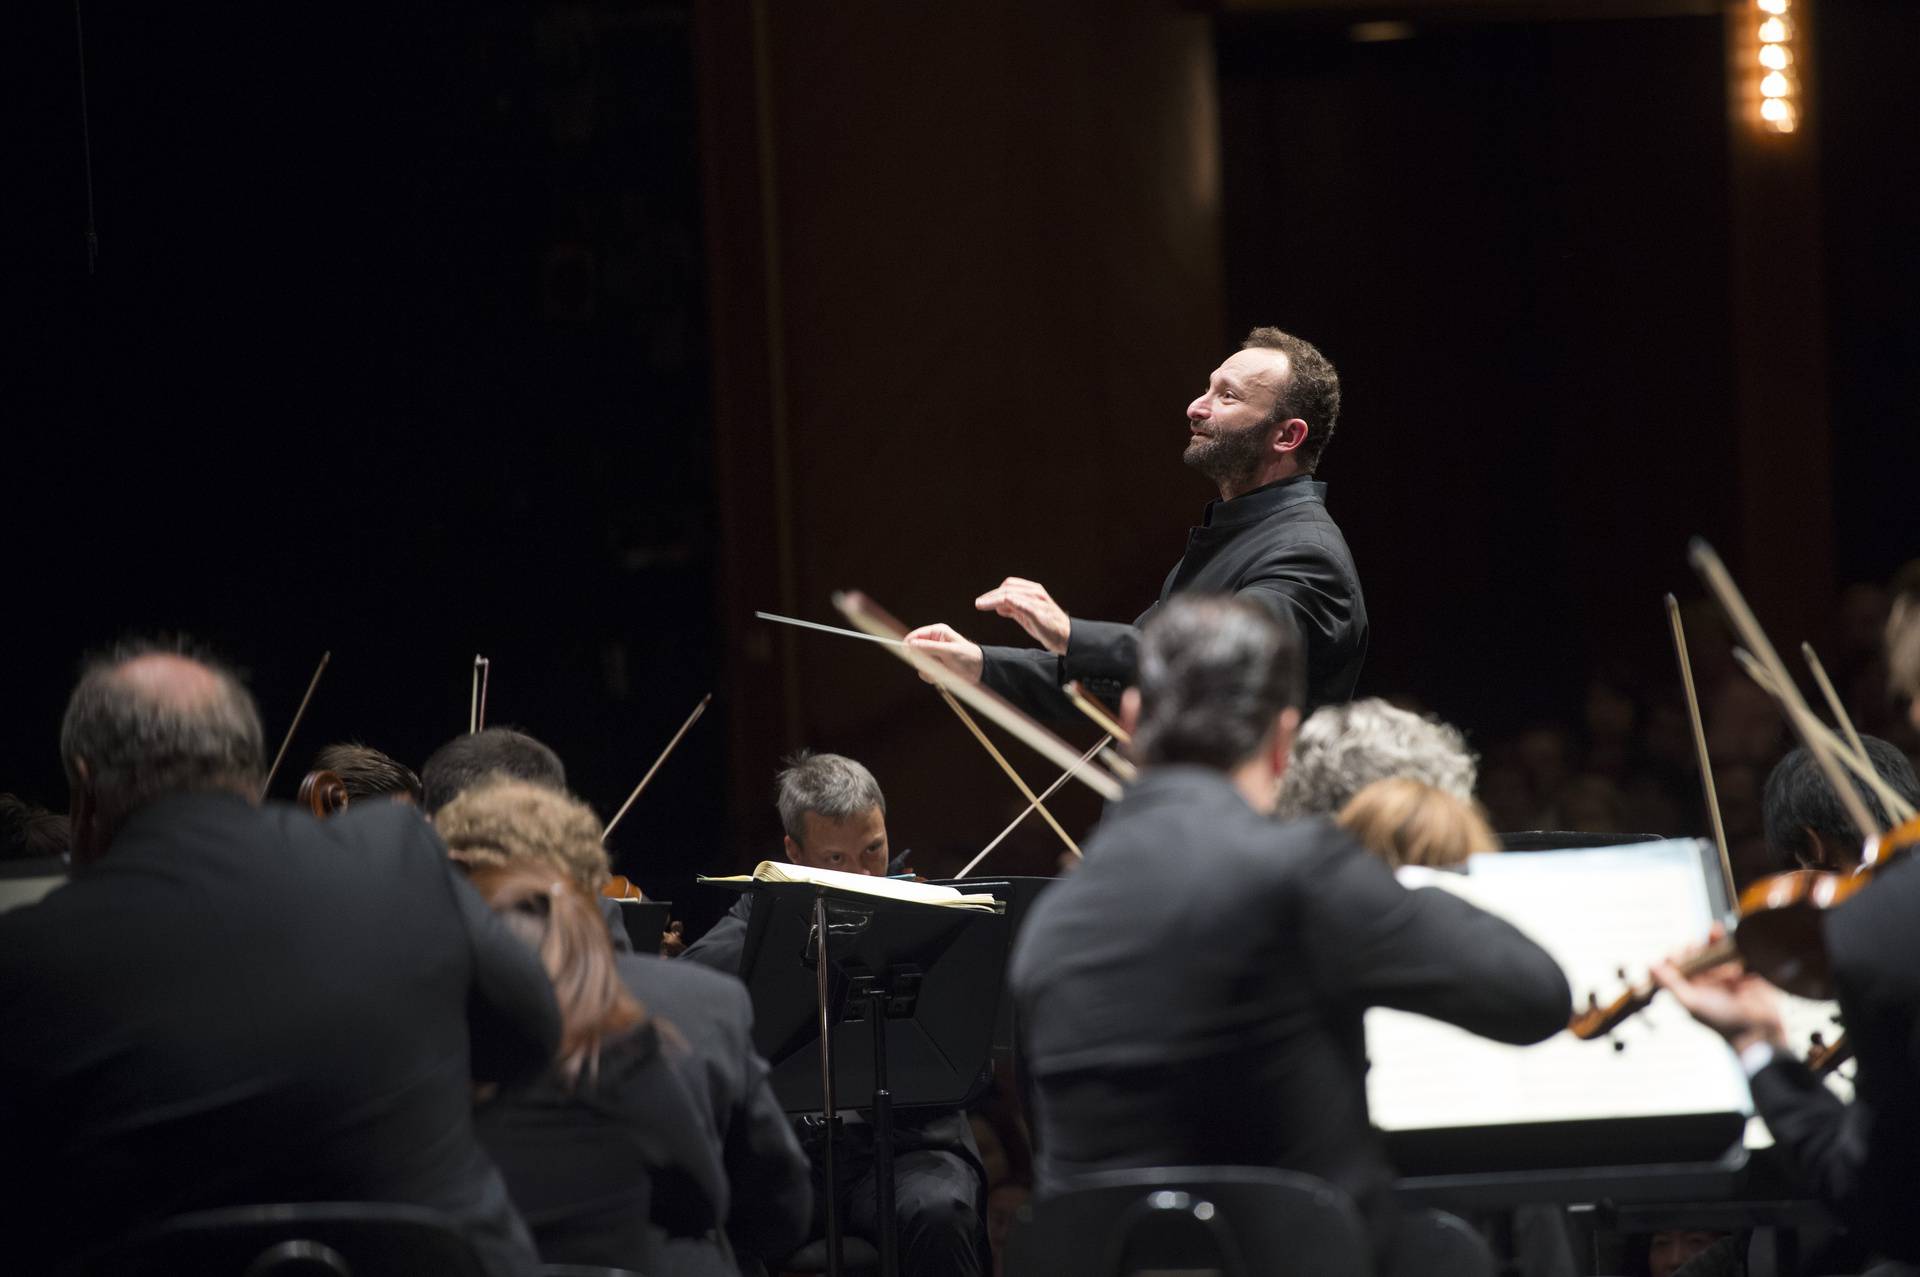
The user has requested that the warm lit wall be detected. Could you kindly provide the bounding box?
[698,1,1228,868]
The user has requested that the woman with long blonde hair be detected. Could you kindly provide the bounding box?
[464,857,724,1271]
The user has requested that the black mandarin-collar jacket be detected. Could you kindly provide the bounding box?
[980,474,1368,719]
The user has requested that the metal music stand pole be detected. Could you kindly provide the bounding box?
[869,979,899,1277]
[813,890,842,1277]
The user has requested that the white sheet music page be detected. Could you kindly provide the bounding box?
[1366,840,1752,1132]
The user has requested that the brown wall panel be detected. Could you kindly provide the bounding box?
[701,1,1226,869]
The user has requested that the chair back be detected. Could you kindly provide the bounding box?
[1007,1166,1370,1277]
[113,1202,490,1277]
[1386,1207,1496,1277]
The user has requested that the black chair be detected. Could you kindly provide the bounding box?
[540,1267,647,1277]
[1006,1166,1371,1277]
[113,1202,489,1277]
[1388,1207,1496,1277]
[779,1236,882,1274]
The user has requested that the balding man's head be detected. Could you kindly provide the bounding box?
[60,641,265,861]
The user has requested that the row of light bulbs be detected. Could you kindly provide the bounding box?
[1756,0,1798,133]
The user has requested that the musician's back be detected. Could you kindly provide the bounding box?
[1010,763,1568,1265]
[0,795,559,1277]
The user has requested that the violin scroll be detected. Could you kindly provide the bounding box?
[297,769,350,819]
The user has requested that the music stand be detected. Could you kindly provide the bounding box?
[729,882,1009,1277]
[925,875,1054,1060]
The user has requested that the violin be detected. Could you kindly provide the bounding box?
[1805,1030,1853,1077]
[1571,814,1920,1040]
[601,874,644,900]
[297,769,351,819]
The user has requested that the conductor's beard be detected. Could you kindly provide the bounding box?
[1183,419,1269,494]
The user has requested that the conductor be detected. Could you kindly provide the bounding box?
[906,327,1368,716]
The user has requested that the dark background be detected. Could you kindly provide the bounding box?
[9,1,1917,935]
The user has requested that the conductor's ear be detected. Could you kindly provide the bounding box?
[1120,687,1142,742]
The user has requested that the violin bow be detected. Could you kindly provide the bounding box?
[937,687,1086,862]
[469,655,491,734]
[1100,745,1140,783]
[1665,595,1735,905]
[833,590,1124,802]
[261,651,331,800]
[603,693,713,840]
[1690,540,1882,844]
[1065,680,1132,745]
[957,734,1110,878]
[1801,642,1868,763]
[1735,652,1915,825]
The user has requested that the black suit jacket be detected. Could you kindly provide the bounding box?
[475,1023,722,1270]
[980,474,1367,717]
[0,792,561,1277]
[1009,767,1569,1266]
[616,949,812,1274]
[1748,854,1920,1262]
[680,893,753,978]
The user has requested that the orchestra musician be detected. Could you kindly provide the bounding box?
[464,860,728,1272]
[437,777,812,1277]
[680,749,987,1277]
[1335,775,1501,871]
[1277,697,1479,819]
[1761,739,1920,874]
[905,326,1368,719]
[1009,596,1570,1276]
[681,750,896,974]
[420,726,656,953]
[1654,853,1920,1274]
[421,726,570,815]
[0,642,562,1277]
[308,740,424,806]
[1645,587,1920,1275]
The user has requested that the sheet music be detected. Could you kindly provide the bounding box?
[1367,841,1752,1132]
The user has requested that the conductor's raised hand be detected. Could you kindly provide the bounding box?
[1650,926,1788,1055]
[903,623,985,686]
[975,577,1072,655]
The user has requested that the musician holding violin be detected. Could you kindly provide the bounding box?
[1652,814,1920,1271]
[1011,596,1571,1277]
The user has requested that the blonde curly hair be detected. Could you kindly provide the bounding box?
[434,777,611,895]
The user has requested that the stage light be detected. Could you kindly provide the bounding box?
[1748,0,1800,135]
